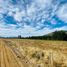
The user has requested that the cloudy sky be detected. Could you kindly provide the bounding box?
[0,0,67,37]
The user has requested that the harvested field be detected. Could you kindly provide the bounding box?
[0,39,67,67]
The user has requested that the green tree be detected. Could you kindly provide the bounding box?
[52,31,66,40]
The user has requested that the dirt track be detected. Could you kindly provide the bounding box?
[0,40,24,67]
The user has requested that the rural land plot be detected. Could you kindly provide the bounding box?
[0,39,67,67]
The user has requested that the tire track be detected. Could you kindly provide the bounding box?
[3,40,24,67]
[0,40,5,67]
[3,42,10,67]
[0,40,1,67]
[3,40,31,67]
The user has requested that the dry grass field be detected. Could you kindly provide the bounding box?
[0,39,67,67]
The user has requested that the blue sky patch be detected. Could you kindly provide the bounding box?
[0,0,67,37]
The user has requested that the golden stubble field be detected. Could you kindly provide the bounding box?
[0,39,67,67]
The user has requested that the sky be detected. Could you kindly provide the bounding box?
[0,0,67,37]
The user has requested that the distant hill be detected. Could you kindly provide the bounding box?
[22,30,67,41]
[4,30,67,41]
[48,30,67,36]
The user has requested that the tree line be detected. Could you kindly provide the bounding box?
[18,30,67,41]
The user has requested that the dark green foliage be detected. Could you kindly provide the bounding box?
[18,35,22,39]
[52,31,67,40]
[22,30,67,41]
[5,30,67,41]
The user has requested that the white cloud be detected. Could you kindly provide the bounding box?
[0,0,67,37]
[54,26,67,31]
[0,0,59,24]
[14,11,23,22]
[0,24,67,37]
[57,3,67,23]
